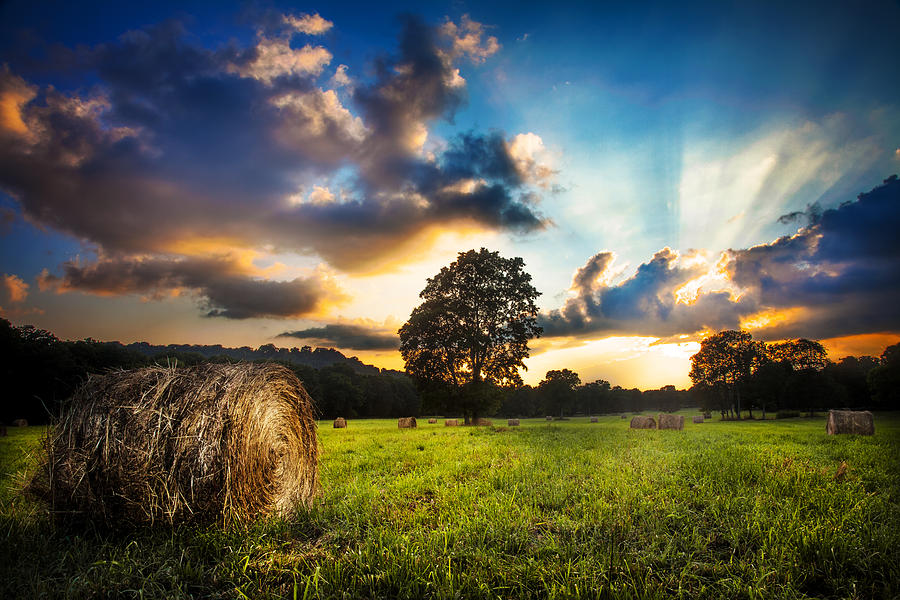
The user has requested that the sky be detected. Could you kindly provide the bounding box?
[1,0,899,389]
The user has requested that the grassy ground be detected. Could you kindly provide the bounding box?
[2,413,899,599]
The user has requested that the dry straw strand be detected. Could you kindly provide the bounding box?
[826,410,874,435]
[28,363,318,526]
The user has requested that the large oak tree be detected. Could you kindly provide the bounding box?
[399,248,542,423]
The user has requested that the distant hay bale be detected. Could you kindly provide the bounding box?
[428,418,437,424]
[692,416,704,424]
[398,417,417,429]
[630,415,656,429]
[28,363,318,526]
[703,412,712,419]
[444,419,458,426]
[474,418,493,426]
[507,419,520,426]
[620,414,627,419]
[658,414,684,430]
[13,419,28,427]
[545,416,553,421]
[590,416,599,423]
[333,417,347,429]
[826,410,874,436]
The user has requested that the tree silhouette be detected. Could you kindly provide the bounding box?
[539,369,581,417]
[766,339,828,371]
[399,248,542,423]
[689,330,766,419]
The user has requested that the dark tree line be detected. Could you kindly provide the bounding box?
[495,375,693,418]
[0,319,419,425]
[689,329,898,418]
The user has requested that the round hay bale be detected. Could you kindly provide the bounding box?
[826,410,874,435]
[692,416,704,424]
[507,419,520,426]
[545,416,553,421]
[474,418,493,426]
[398,417,417,429]
[428,418,438,424]
[444,419,458,426]
[630,415,656,429]
[590,416,599,423]
[657,413,684,430]
[333,417,347,429]
[28,363,318,526]
[13,418,28,427]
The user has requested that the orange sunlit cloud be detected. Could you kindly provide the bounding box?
[739,306,808,331]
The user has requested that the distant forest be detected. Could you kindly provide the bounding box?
[1,319,897,425]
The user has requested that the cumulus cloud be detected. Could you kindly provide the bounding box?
[277,323,400,350]
[0,14,550,281]
[2,273,28,303]
[439,14,500,63]
[230,37,332,83]
[541,248,753,339]
[543,176,900,342]
[283,13,333,36]
[37,254,343,319]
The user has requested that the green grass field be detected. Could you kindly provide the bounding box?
[2,413,899,599]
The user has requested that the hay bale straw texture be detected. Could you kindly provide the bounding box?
[333,417,347,428]
[658,414,684,430]
[590,416,599,423]
[692,416,704,424]
[507,419,520,426]
[826,410,874,435]
[474,418,493,426]
[630,416,656,429]
[444,419,458,426]
[29,363,318,526]
[398,417,417,429]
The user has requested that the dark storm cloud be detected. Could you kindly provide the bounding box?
[726,174,900,338]
[277,324,400,350]
[37,255,335,319]
[543,176,900,341]
[0,14,547,279]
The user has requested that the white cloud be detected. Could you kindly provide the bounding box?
[440,14,500,63]
[508,132,556,186]
[283,13,333,36]
[232,38,332,83]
